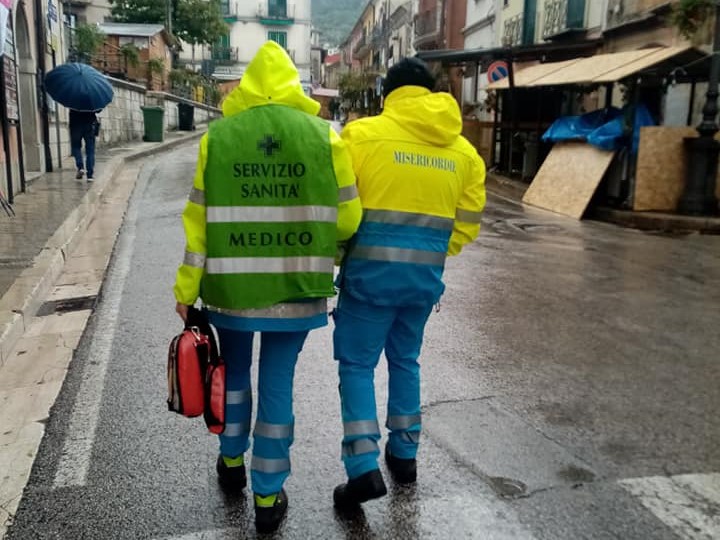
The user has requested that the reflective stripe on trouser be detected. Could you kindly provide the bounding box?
[333,292,433,478]
[250,330,308,496]
[216,328,253,460]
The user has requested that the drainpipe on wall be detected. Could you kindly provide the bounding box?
[34,0,53,172]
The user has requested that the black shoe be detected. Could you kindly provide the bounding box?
[333,469,387,509]
[76,169,84,179]
[216,455,247,492]
[255,489,288,535]
[385,445,417,485]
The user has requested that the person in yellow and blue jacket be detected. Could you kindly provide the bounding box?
[173,41,361,534]
[332,58,486,509]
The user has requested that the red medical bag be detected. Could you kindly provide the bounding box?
[167,311,226,433]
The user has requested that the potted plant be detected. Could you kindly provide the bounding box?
[673,0,715,38]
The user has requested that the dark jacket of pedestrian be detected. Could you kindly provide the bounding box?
[69,109,99,181]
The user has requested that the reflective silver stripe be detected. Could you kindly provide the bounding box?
[226,389,251,405]
[224,422,251,437]
[206,299,327,320]
[188,187,205,206]
[206,256,334,274]
[183,251,206,269]
[254,421,294,439]
[350,246,446,266]
[338,184,359,203]
[341,439,379,458]
[455,208,483,224]
[252,457,291,474]
[343,419,380,437]
[387,415,422,431]
[400,431,421,444]
[206,205,337,223]
[364,209,454,231]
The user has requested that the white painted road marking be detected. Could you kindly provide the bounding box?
[53,168,144,488]
[620,473,720,540]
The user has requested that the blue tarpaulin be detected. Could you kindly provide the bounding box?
[542,105,656,154]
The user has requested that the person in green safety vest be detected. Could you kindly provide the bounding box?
[173,41,362,534]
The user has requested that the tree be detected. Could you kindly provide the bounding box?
[73,24,106,63]
[110,0,167,24]
[175,0,228,65]
[120,43,140,68]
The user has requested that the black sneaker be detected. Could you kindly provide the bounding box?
[333,469,387,509]
[255,489,288,534]
[385,445,417,485]
[216,455,247,492]
[76,169,84,179]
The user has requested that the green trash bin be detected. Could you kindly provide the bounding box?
[141,106,165,142]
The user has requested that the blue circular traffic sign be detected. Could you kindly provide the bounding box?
[488,61,509,83]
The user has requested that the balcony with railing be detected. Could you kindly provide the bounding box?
[257,2,295,25]
[353,33,370,59]
[414,3,441,48]
[543,0,586,40]
[211,46,239,65]
[370,24,386,47]
[502,14,523,47]
[220,1,238,20]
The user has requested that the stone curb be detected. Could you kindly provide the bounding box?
[485,172,529,202]
[0,130,204,367]
[485,172,720,232]
[589,207,720,233]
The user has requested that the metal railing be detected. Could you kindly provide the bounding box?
[502,14,523,47]
[544,0,568,37]
[414,8,439,39]
[257,2,295,20]
[353,33,368,55]
[220,1,238,18]
[211,46,238,65]
[543,0,587,38]
[371,24,386,46]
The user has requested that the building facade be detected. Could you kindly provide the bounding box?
[95,23,172,92]
[209,0,312,83]
[1,0,69,201]
[497,0,604,47]
[461,0,499,113]
[387,0,413,68]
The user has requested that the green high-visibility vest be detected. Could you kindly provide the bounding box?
[200,104,338,310]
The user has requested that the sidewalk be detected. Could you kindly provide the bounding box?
[0,129,204,367]
[486,172,720,233]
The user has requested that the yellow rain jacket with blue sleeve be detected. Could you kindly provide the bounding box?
[339,86,486,306]
[174,41,362,330]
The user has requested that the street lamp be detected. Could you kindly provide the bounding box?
[679,1,720,215]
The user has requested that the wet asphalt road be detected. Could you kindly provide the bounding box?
[7,143,720,539]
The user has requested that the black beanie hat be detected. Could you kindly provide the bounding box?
[383,57,436,98]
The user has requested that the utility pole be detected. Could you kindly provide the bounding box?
[679,1,720,215]
[166,0,173,35]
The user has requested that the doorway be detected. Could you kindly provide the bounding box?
[15,5,42,172]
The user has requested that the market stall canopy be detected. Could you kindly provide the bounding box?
[487,46,709,90]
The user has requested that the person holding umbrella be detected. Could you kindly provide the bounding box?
[69,109,100,181]
[44,63,113,181]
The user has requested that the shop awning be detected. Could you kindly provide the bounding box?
[415,40,602,66]
[487,46,709,90]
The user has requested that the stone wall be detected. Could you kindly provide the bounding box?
[97,78,147,146]
[97,78,221,146]
[145,92,222,132]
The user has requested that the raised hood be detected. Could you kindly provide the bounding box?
[221,41,320,118]
[382,86,463,147]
